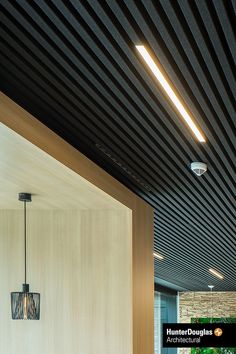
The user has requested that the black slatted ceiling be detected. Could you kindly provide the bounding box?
[0,0,235,290]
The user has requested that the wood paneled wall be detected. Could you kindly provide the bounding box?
[0,209,132,354]
[0,92,154,354]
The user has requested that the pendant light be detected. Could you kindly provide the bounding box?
[11,193,40,320]
[208,285,214,323]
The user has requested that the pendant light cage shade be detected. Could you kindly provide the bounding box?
[11,289,40,320]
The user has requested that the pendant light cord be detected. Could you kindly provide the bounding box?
[24,200,27,285]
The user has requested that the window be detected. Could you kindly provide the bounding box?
[154,291,177,354]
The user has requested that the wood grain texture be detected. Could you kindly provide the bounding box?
[0,92,154,354]
[0,209,132,354]
[0,122,123,210]
[133,199,154,354]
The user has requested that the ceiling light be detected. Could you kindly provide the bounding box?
[153,252,164,260]
[208,285,214,290]
[209,268,224,280]
[136,45,205,142]
[11,193,40,320]
[208,284,214,322]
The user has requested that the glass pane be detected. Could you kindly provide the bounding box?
[160,293,177,354]
[154,291,177,354]
[154,292,161,354]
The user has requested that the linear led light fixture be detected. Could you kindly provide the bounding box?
[136,45,205,142]
[153,252,164,260]
[209,268,224,280]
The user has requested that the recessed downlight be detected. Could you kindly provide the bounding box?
[209,268,224,280]
[153,252,164,260]
[136,45,205,143]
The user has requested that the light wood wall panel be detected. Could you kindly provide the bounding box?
[0,92,154,354]
[0,209,132,354]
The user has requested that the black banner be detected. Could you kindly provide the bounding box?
[163,323,236,347]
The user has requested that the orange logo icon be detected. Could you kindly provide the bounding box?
[214,328,223,337]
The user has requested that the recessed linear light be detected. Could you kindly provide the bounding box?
[135,45,206,143]
[153,252,164,260]
[209,268,224,280]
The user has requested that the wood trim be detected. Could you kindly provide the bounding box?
[133,199,154,353]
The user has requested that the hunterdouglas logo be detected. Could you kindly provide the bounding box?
[166,328,213,336]
[214,328,223,336]
[163,323,236,348]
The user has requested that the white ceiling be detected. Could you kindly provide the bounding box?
[0,123,125,210]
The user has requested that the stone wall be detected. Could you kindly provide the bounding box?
[179,291,236,354]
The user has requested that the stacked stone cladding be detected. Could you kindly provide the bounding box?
[179,291,236,354]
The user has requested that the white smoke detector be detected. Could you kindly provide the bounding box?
[190,162,207,176]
